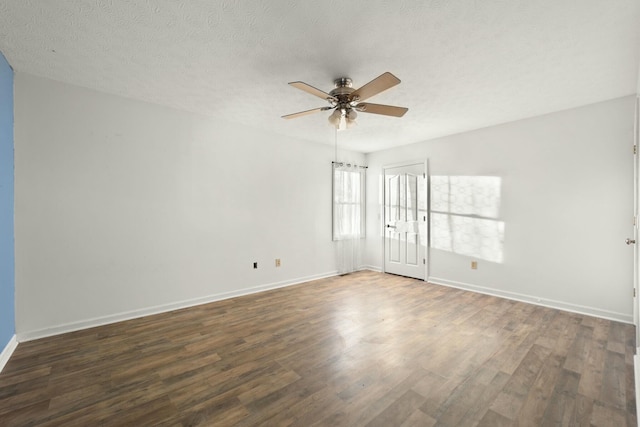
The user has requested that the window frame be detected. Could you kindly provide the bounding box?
[332,164,366,241]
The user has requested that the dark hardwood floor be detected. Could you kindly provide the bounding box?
[0,271,636,426]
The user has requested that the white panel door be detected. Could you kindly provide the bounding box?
[384,163,427,280]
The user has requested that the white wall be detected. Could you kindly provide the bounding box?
[14,73,635,338]
[14,73,364,339]
[365,96,636,322]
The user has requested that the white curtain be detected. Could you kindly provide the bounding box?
[333,163,365,274]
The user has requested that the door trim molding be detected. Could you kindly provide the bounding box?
[382,160,428,281]
[636,354,640,424]
[634,95,639,344]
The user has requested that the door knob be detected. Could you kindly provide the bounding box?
[626,238,636,245]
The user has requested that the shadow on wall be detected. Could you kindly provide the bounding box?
[430,176,505,264]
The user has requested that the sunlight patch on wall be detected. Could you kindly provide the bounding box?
[431,176,505,263]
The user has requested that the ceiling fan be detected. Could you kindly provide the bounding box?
[282,72,408,130]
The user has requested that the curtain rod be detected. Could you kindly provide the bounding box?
[332,161,368,169]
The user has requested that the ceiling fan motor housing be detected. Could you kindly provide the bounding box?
[330,78,358,110]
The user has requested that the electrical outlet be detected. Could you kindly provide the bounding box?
[275,258,281,267]
[471,261,477,270]
[253,262,258,269]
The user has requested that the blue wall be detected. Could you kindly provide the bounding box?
[0,51,14,350]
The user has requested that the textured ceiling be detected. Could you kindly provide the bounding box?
[0,0,639,153]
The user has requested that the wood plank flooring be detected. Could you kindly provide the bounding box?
[0,271,636,426]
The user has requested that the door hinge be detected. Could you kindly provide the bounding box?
[634,145,637,155]
[634,288,637,298]
[423,258,426,265]
[423,173,426,178]
[424,215,426,221]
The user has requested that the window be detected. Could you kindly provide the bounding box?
[332,163,366,240]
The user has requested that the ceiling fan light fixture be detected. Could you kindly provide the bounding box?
[328,109,342,127]
[344,109,358,129]
[339,115,347,131]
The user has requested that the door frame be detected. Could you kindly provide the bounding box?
[634,95,639,347]
[633,96,640,427]
[382,159,429,281]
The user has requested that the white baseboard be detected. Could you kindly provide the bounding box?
[16,270,632,342]
[429,276,633,324]
[359,265,382,272]
[0,335,18,374]
[17,271,338,342]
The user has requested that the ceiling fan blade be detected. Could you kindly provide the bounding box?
[289,82,337,101]
[350,72,401,102]
[282,107,331,119]
[356,103,408,117]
